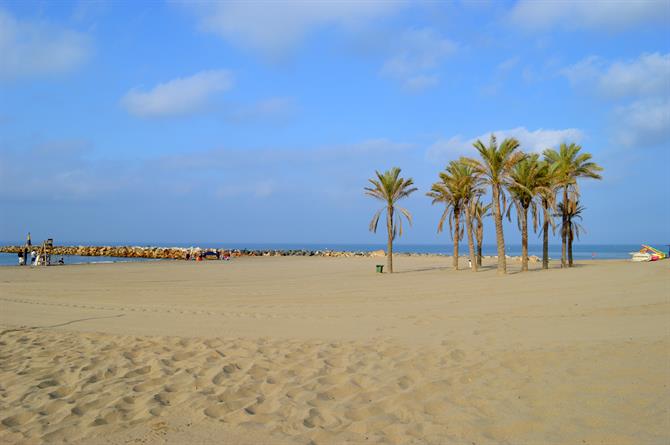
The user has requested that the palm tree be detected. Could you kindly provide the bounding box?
[427,160,482,271]
[558,200,586,266]
[471,198,491,267]
[538,161,559,269]
[544,143,602,268]
[507,154,551,272]
[463,135,524,274]
[365,167,417,273]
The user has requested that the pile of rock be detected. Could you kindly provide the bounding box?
[0,245,383,260]
[0,245,190,260]
[0,245,549,262]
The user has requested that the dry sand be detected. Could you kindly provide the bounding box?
[0,256,668,444]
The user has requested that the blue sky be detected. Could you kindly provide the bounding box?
[1,0,669,245]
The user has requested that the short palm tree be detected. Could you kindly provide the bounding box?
[558,200,586,266]
[544,143,602,268]
[427,160,482,271]
[507,154,551,272]
[463,135,524,274]
[365,167,417,273]
[471,198,491,267]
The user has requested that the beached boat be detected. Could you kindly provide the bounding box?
[630,245,666,262]
[630,252,652,262]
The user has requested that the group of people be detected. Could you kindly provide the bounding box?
[17,249,35,266]
[184,250,231,261]
[17,249,64,266]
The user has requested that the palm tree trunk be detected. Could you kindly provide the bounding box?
[386,206,394,273]
[542,198,549,270]
[521,205,529,272]
[453,210,460,270]
[476,223,483,267]
[492,185,507,274]
[568,219,574,267]
[561,187,568,268]
[464,204,477,271]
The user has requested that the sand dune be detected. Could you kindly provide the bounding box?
[0,257,668,444]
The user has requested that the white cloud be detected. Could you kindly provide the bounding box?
[121,70,233,118]
[427,127,583,162]
[380,27,457,91]
[0,8,90,79]
[563,53,670,99]
[178,1,404,58]
[509,0,668,31]
[614,98,670,147]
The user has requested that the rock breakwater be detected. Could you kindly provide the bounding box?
[0,245,391,260]
[0,245,540,262]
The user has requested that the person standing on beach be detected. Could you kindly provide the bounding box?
[24,232,32,266]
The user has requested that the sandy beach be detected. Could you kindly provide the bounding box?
[0,256,668,444]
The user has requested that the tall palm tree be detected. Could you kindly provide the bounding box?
[365,167,417,273]
[507,154,551,272]
[538,161,559,269]
[463,135,524,274]
[427,160,482,271]
[544,143,602,268]
[558,200,586,266]
[471,198,491,267]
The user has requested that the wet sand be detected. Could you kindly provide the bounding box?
[0,256,668,444]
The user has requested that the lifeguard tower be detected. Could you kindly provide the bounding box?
[35,238,54,266]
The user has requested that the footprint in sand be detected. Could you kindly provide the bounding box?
[2,412,35,428]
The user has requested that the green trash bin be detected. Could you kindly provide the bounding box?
[376,264,384,273]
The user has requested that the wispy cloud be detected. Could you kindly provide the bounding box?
[0,140,131,202]
[121,70,233,118]
[509,0,669,31]
[614,98,670,148]
[380,27,457,91]
[427,127,583,162]
[562,53,670,99]
[0,7,91,80]
[225,97,297,123]
[481,55,521,95]
[178,1,405,59]
[215,180,277,199]
[159,138,414,171]
[562,53,670,148]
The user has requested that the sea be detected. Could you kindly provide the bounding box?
[0,243,659,266]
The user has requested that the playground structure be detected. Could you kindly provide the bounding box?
[630,245,667,262]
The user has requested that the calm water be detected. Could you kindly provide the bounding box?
[1,243,658,266]
[0,254,161,267]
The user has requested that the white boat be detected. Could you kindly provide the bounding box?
[630,252,652,262]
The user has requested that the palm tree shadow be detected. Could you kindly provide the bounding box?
[393,266,452,274]
[514,262,591,273]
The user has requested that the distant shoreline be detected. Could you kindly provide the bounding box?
[0,242,647,260]
[0,244,629,268]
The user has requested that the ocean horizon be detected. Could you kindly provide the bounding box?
[1,242,663,266]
